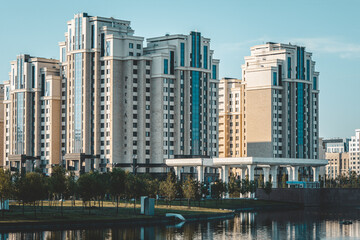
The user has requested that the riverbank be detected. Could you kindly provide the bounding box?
[0,199,299,231]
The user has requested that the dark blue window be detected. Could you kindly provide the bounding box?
[204,46,208,69]
[91,24,95,48]
[273,72,277,86]
[180,43,185,67]
[313,77,317,90]
[212,65,216,79]
[306,59,310,80]
[287,57,291,78]
[32,65,35,88]
[164,59,168,74]
[191,32,201,68]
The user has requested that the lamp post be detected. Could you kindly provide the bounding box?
[132,154,138,175]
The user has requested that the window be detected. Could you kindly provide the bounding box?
[106,41,111,56]
[164,59,168,74]
[180,43,185,66]
[129,43,133,48]
[273,72,277,86]
[129,52,134,56]
[136,44,141,49]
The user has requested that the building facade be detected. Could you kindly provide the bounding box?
[218,78,246,157]
[3,55,61,173]
[325,152,349,179]
[59,13,219,174]
[349,129,360,174]
[322,138,350,153]
[242,43,319,159]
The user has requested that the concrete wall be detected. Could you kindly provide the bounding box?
[256,188,360,207]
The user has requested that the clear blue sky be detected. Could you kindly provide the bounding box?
[1,0,359,138]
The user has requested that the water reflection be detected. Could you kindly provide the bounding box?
[2,208,360,239]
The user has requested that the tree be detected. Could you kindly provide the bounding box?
[159,173,176,207]
[264,181,272,199]
[126,173,146,213]
[0,168,12,217]
[77,173,96,214]
[65,171,77,207]
[248,180,257,198]
[109,168,126,214]
[22,172,47,217]
[240,179,249,198]
[182,177,197,208]
[228,175,240,197]
[211,180,226,206]
[50,166,66,216]
[146,178,160,206]
[257,174,264,189]
[281,173,287,188]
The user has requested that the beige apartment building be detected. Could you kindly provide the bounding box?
[219,78,246,157]
[325,152,349,179]
[242,43,319,159]
[3,55,61,174]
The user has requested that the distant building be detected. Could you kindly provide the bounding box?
[322,138,350,153]
[218,78,246,157]
[325,152,349,179]
[349,129,360,174]
[3,55,61,174]
[242,42,319,159]
[0,84,4,168]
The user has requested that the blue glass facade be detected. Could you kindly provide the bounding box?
[273,72,277,86]
[164,59,168,74]
[16,93,24,154]
[212,65,216,79]
[191,71,200,154]
[287,57,291,78]
[306,59,310,80]
[180,43,185,67]
[313,77,317,90]
[203,46,208,69]
[74,53,82,153]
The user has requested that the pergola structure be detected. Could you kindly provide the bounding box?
[165,157,328,188]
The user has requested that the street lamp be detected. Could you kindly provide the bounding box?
[132,154,138,175]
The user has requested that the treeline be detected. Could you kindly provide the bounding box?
[322,172,360,188]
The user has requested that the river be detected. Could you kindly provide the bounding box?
[1,207,360,239]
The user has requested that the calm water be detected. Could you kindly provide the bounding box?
[1,208,360,239]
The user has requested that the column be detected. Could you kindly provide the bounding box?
[291,166,299,181]
[312,166,319,182]
[222,165,229,184]
[174,166,181,181]
[241,168,247,180]
[263,167,270,184]
[197,166,204,183]
[286,167,293,182]
[218,167,223,181]
[247,165,255,181]
[270,166,278,188]
[85,159,91,173]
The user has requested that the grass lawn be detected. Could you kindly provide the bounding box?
[0,200,230,224]
[0,198,293,224]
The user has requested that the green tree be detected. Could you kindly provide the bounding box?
[23,172,47,217]
[228,175,240,197]
[257,174,264,188]
[249,180,257,198]
[126,174,146,213]
[282,173,287,188]
[0,168,12,217]
[182,177,197,208]
[109,168,126,214]
[77,173,96,214]
[240,179,249,198]
[50,166,67,216]
[211,180,226,206]
[65,171,77,207]
[146,178,160,206]
[159,173,176,207]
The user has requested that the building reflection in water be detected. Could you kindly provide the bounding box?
[2,209,360,239]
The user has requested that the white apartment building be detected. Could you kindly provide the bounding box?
[3,55,61,174]
[349,129,360,174]
[59,13,219,175]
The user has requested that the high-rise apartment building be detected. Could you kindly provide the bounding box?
[0,84,4,168]
[349,129,360,174]
[322,138,349,153]
[3,55,61,173]
[242,43,319,159]
[218,78,246,157]
[59,13,219,174]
